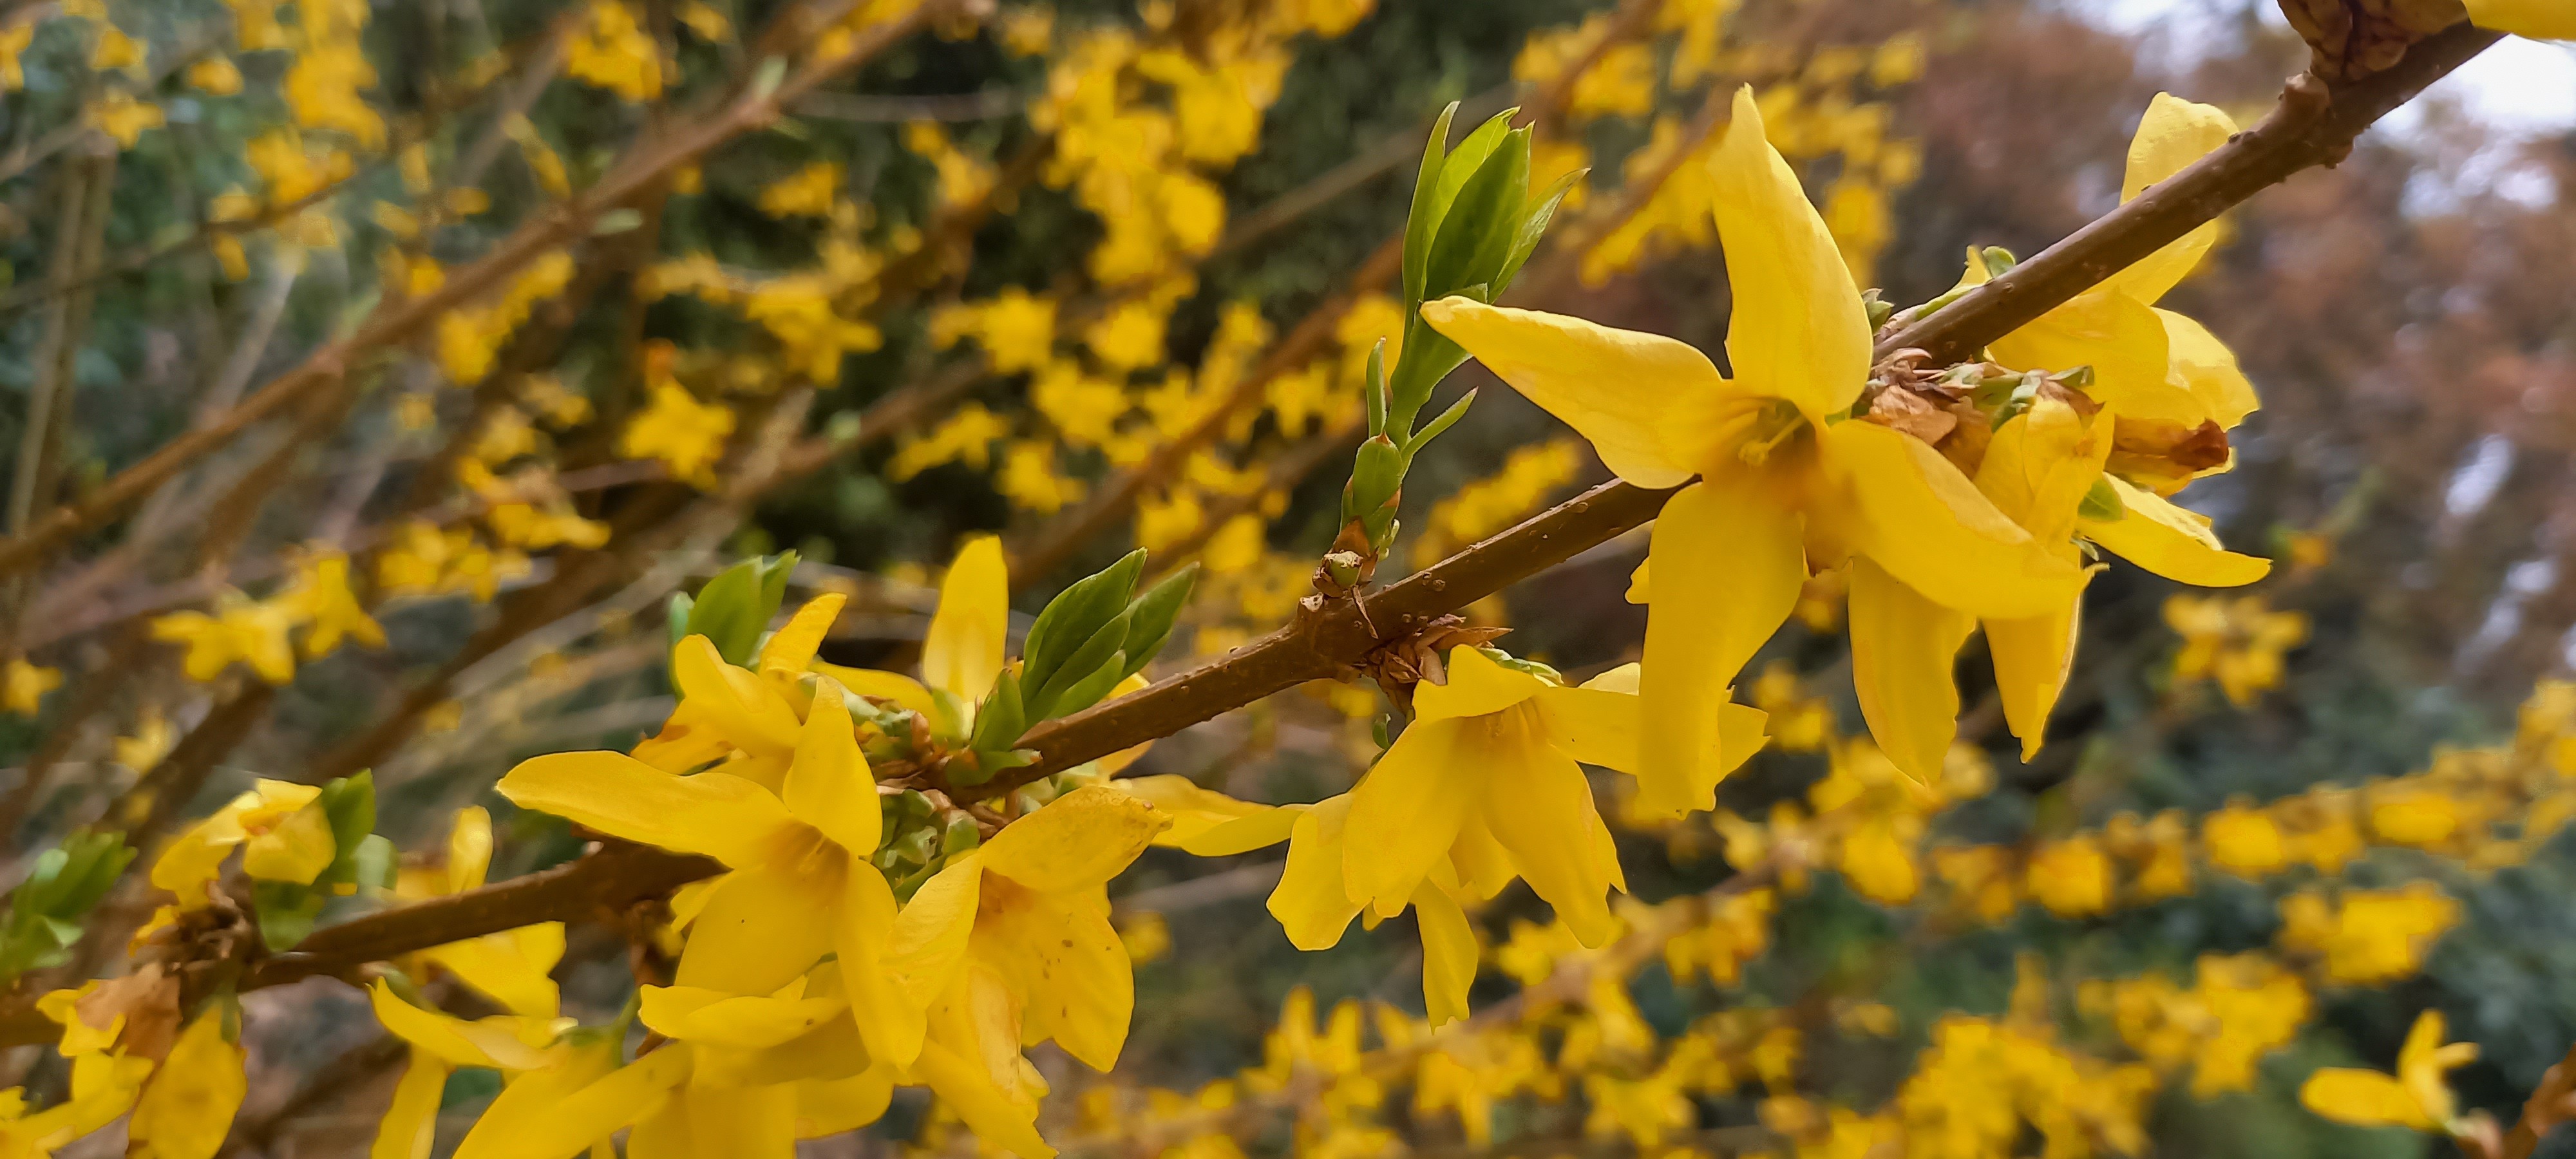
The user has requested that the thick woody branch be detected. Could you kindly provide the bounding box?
[0,21,2497,1048]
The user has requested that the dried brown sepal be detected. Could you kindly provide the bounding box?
[1311,520,1382,601]
[2107,417,2231,491]
[1349,614,1511,716]
[2277,0,2468,80]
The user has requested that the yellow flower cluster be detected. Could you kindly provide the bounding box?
[2165,592,2311,706]
[150,551,386,684]
[1415,438,1586,561]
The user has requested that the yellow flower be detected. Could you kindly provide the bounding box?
[2201,800,2288,878]
[887,786,1170,1158]
[498,659,923,1068]
[620,381,737,487]
[151,779,339,908]
[186,55,243,95]
[566,0,662,100]
[1962,95,2255,440]
[931,288,1057,374]
[278,549,385,658]
[2166,594,2309,706]
[2025,836,2112,917]
[0,1049,153,1155]
[0,23,32,91]
[1423,88,2083,813]
[759,162,842,217]
[87,91,165,147]
[3,657,61,715]
[2299,1010,2477,1132]
[2466,0,2575,39]
[805,536,1008,735]
[149,594,299,684]
[126,1007,249,1159]
[1271,650,1765,1022]
[115,707,176,772]
[393,808,567,1019]
[2278,885,2460,985]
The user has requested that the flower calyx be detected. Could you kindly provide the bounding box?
[1345,614,1511,715]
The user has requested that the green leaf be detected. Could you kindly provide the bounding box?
[967,668,1030,756]
[1021,549,1144,695]
[1401,100,1463,307]
[1118,564,1198,681]
[666,592,696,650]
[685,560,767,664]
[1405,388,1477,455]
[1028,609,1132,722]
[1458,127,1533,292]
[253,882,326,952]
[1495,166,1586,296]
[1048,652,1132,720]
[1421,129,1527,312]
[2078,478,2125,523]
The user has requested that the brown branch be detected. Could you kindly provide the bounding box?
[0,0,947,580]
[0,20,2499,1050]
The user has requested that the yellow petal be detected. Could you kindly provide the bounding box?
[889,856,983,1003]
[911,1039,1056,1159]
[671,634,800,751]
[128,1008,248,1159]
[368,1050,450,1159]
[2108,93,2235,303]
[1416,298,1730,487]
[783,681,881,855]
[1412,880,1478,1028]
[1976,397,2111,549]
[1479,724,1620,947]
[981,879,1132,1071]
[424,925,564,1019]
[978,785,1169,892]
[2298,1068,2434,1131]
[761,592,847,673]
[241,800,339,885]
[1986,596,2084,763]
[452,1041,690,1159]
[2468,0,2576,36]
[1637,476,1804,817]
[1711,85,1871,420]
[1826,422,2082,620]
[2081,475,2271,587]
[640,979,844,1049]
[1343,717,1477,916]
[446,806,494,893]
[1118,775,1298,854]
[672,865,837,995]
[1449,812,1519,901]
[369,983,562,1073]
[925,535,1009,704]
[1992,288,2200,425]
[1534,683,1643,774]
[834,865,925,1069]
[813,663,941,719]
[1414,645,1552,721]
[1848,559,1975,784]
[1267,794,1363,950]
[497,753,796,867]
[795,1067,895,1138]
[2157,308,2259,429]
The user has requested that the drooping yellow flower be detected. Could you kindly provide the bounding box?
[393,808,567,1019]
[498,663,923,1068]
[888,786,1172,1158]
[365,980,656,1159]
[3,657,61,716]
[2466,0,2575,39]
[1422,88,2082,815]
[2298,1010,2477,1132]
[0,1049,153,1156]
[1267,650,1765,1023]
[115,707,176,772]
[126,1006,249,1159]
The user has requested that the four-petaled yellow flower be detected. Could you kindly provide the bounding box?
[1266,648,1764,1024]
[1423,87,2081,813]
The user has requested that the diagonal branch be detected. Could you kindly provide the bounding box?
[0,19,2501,1049]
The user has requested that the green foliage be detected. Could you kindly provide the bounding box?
[0,832,136,986]
[253,771,394,952]
[956,551,1198,783]
[668,551,802,664]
